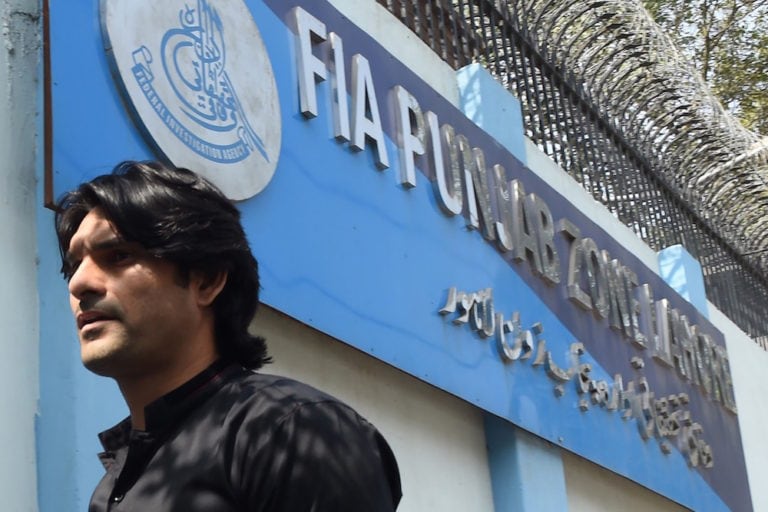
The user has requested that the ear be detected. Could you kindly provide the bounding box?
[192,271,228,308]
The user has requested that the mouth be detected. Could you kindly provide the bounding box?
[76,310,115,330]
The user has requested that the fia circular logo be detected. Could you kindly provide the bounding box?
[102,0,281,200]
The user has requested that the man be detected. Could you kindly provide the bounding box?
[56,160,402,511]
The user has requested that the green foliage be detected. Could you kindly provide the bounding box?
[642,0,768,134]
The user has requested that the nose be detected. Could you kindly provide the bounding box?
[68,256,105,302]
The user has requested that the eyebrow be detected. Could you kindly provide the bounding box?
[65,236,126,266]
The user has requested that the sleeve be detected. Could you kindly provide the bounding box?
[231,400,402,511]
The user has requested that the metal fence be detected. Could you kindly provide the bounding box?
[376,0,768,348]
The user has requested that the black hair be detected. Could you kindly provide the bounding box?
[55,160,270,370]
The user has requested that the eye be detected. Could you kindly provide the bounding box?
[108,249,134,265]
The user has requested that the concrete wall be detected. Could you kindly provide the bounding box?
[524,139,661,275]
[281,1,766,501]
[31,1,765,511]
[563,452,688,512]
[0,0,40,510]
[326,0,459,106]
[260,306,496,512]
[710,302,768,511]
[257,297,697,512]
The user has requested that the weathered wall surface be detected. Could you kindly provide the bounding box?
[0,0,40,510]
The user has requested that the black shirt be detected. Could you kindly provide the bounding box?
[90,360,402,511]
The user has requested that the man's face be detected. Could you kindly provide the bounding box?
[66,208,203,379]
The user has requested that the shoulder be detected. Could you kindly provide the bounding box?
[219,371,402,510]
[234,371,339,404]
[217,370,382,451]
[222,371,357,423]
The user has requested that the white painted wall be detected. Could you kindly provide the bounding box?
[326,0,460,106]
[709,302,768,512]
[327,0,660,280]
[324,1,656,275]
[24,1,762,510]
[270,5,494,509]
[524,139,660,274]
[0,0,40,510]
[563,452,688,512]
[288,3,768,512]
[527,124,766,512]
[259,297,737,512]
[527,135,768,510]
[256,306,496,512]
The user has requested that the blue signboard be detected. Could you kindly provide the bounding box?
[47,0,750,510]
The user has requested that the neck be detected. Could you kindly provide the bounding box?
[119,344,218,431]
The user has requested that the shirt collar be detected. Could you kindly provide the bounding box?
[98,359,243,451]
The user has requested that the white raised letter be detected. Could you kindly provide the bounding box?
[329,33,349,141]
[393,85,424,188]
[351,54,389,169]
[291,8,327,119]
[432,120,463,216]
